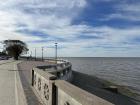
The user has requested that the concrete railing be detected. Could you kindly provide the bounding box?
[32,68,56,105]
[55,80,114,105]
[37,60,72,82]
[31,60,114,105]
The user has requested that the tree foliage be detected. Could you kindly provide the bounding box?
[0,51,7,56]
[3,40,28,60]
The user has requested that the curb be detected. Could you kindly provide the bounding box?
[0,60,15,65]
[14,61,28,105]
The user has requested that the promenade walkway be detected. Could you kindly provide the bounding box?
[0,59,52,105]
[0,60,48,105]
[17,61,51,105]
[0,60,18,105]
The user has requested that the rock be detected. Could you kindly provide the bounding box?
[104,86,118,93]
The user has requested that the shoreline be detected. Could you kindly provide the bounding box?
[72,70,140,105]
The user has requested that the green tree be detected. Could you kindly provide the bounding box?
[3,40,28,60]
[0,51,7,56]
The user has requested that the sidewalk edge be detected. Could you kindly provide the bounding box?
[15,61,28,105]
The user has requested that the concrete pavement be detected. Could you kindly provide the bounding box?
[0,60,46,105]
[0,60,18,105]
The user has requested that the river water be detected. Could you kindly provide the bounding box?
[60,57,140,94]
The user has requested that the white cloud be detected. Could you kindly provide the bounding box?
[0,31,41,42]
[116,3,140,13]
[0,0,85,37]
[0,0,87,38]
[103,2,140,21]
[0,0,88,56]
[25,25,140,57]
[0,0,140,57]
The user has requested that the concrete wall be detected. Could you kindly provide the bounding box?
[31,60,114,105]
[33,68,56,105]
[47,62,73,82]
[59,70,72,82]
[57,88,82,105]
[55,80,114,105]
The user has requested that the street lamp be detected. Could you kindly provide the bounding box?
[30,51,32,59]
[42,47,44,61]
[35,48,36,60]
[55,43,58,64]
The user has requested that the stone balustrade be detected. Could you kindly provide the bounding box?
[55,80,114,105]
[31,60,114,105]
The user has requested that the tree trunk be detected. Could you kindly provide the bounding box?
[14,55,19,60]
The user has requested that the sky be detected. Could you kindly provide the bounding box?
[0,0,140,57]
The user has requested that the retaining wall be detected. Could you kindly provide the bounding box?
[31,60,114,105]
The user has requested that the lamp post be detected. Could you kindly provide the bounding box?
[35,48,36,61]
[42,47,44,61]
[30,51,32,59]
[55,43,58,64]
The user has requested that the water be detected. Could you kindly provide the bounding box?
[60,57,140,94]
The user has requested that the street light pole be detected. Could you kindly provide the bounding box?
[30,51,32,59]
[42,47,44,61]
[55,43,57,64]
[35,48,36,61]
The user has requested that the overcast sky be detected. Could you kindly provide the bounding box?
[0,0,140,57]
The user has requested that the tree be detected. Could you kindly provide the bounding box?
[3,40,28,60]
[0,51,7,56]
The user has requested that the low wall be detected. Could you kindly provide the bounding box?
[37,61,73,82]
[55,80,114,105]
[32,68,56,105]
[15,61,28,105]
[31,60,114,105]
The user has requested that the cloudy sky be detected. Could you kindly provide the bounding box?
[0,0,140,57]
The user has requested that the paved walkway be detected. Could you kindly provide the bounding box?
[0,60,18,105]
[0,60,46,105]
[17,61,50,105]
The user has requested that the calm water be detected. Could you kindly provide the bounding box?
[61,57,140,94]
